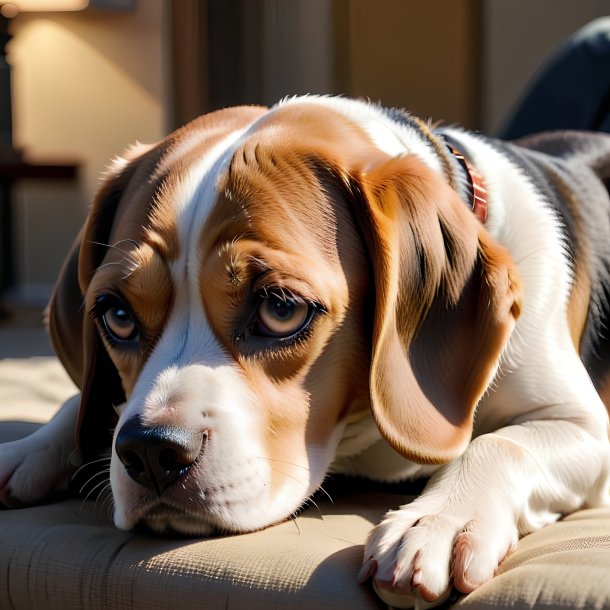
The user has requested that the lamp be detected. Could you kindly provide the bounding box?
[1,1,88,17]
[0,0,134,151]
[0,1,89,152]
[0,0,133,305]
[0,0,90,309]
[0,16,11,150]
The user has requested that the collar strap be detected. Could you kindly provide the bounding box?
[441,136,488,224]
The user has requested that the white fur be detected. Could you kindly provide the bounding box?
[0,394,81,506]
[278,96,444,174]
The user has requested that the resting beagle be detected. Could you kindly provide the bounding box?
[1,96,610,608]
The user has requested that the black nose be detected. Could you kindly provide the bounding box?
[115,417,207,495]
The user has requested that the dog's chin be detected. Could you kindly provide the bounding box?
[114,495,305,538]
[110,453,329,537]
[139,506,217,537]
[113,501,217,537]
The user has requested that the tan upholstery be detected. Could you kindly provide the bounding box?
[1,357,609,609]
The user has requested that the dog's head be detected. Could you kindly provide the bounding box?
[48,99,521,535]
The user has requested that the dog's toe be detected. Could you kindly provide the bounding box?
[362,506,519,607]
[451,519,517,594]
[363,510,454,606]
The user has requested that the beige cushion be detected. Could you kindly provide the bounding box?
[0,492,392,609]
[1,356,610,609]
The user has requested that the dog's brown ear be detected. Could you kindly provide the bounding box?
[47,230,85,390]
[351,154,522,464]
[47,149,152,459]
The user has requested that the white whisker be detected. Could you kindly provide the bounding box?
[72,456,111,482]
[95,483,115,519]
[79,470,110,503]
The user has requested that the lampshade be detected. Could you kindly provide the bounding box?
[0,1,89,18]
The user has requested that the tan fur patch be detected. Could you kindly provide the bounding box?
[86,242,173,395]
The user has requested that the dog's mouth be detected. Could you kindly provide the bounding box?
[136,503,218,537]
[114,473,306,536]
[129,494,302,538]
[115,474,319,537]
[119,489,246,537]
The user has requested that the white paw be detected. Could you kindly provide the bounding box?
[359,501,518,608]
[0,437,60,507]
[0,394,81,506]
[0,433,74,506]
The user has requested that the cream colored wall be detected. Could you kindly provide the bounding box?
[8,1,169,302]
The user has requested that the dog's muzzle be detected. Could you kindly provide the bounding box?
[115,416,208,495]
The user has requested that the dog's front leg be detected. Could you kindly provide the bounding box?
[0,393,81,506]
[361,420,610,608]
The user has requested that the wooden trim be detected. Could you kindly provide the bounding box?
[170,0,209,129]
[332,0,351,95]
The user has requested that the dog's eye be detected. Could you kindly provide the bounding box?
[255,294,311,338]
[95,296,139,343]
[104,306,137,341]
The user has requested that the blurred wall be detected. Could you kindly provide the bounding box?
[195,0,609,132]
[8,0,610,303]
[336,0,609,132]
[335,0,481,129]
[8,0,169,303]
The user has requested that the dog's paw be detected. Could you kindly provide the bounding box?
[359,501,518,608]
[0,395,81,507]
[0,434,74,506]
[0,438,54,506]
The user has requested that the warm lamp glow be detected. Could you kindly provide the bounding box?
[0,0,88,18]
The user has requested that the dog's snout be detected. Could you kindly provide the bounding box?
[115,417,207,495]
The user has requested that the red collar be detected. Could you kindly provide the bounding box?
[443,141,488,224]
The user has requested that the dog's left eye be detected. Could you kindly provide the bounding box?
[95,296,139,343]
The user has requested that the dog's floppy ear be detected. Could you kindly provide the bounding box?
[351,154,522,464]
[47,146,153,460]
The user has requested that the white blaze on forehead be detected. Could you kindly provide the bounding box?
[171,129,246,286]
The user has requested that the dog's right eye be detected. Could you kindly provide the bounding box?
[95,295,139,343]
[256,295,311,338]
